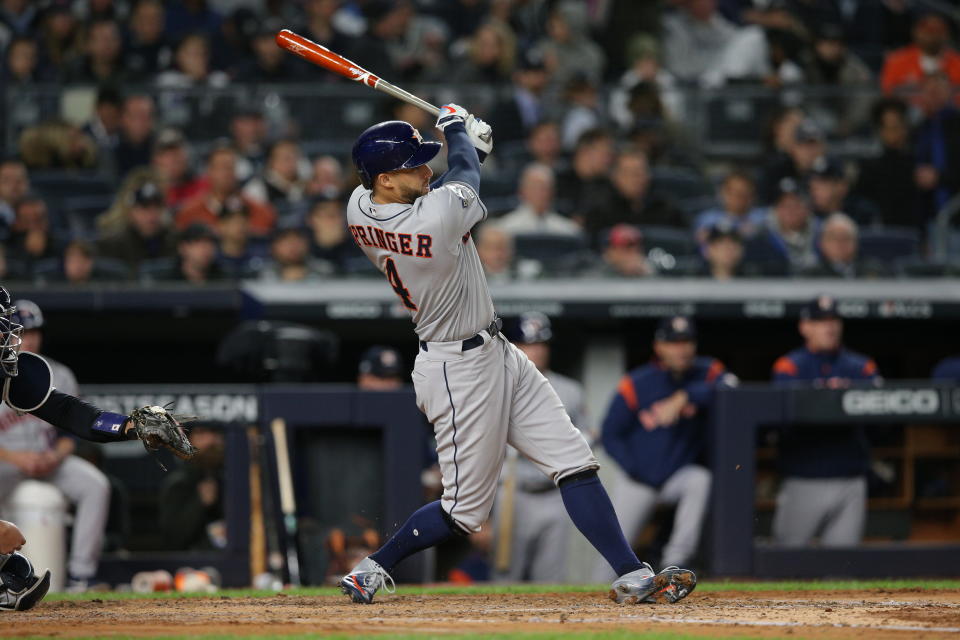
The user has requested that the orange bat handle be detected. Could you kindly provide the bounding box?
[275,29,440,116]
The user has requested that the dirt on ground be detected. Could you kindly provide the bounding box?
[8,588,960,638]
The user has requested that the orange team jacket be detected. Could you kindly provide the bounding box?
[175,194,277,236]
[881,45,960,93]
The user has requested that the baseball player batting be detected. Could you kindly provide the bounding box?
[338,106,696,605]
[0,286,197,611]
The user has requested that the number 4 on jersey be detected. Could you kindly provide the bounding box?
[385,257,417,311]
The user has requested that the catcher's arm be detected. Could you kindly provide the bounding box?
[29,390,197,461]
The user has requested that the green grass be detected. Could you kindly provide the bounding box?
[44,577,960,602]
[16,634,792,640]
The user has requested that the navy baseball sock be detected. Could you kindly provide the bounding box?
[559,471,644,578]
[370,501,458,573]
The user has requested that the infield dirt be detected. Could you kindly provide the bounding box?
[9,588,960,638]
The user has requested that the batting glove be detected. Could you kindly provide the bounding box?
[435,103,469,131]
[466,115,493,160]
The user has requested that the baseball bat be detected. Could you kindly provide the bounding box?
[275,29,440,117]
[271,417,301,586]
[248,427,267,579]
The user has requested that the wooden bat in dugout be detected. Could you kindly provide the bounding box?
[271,417,301,586]
[275,29,440,117]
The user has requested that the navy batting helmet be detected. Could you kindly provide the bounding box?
[506,312,553,344]
[352,121,441,189]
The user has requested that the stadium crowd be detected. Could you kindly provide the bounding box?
[1,0,960,284]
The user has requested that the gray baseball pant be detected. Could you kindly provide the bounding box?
[592,463,711,581]
[0,456,110,579]
[772,476,866,547]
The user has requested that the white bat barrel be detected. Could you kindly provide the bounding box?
[2,480,67,591]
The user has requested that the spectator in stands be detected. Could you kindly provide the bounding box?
[744,178,818,276]
[357,346,405,391]
[611,35,683,130]
[114,94,156,180]
[261,224,331,282]
[598,224,653,278]
[450,22,515,86]
[2,35,46,87]
[349,1,447,83]
[538,1,605,87]
[771,296,879,548]
[157,32,229,90]
[216,199,267,278]
[594,316,732,579]
[230,107,268,183]
[498,164,581,237]
[299,0,354,56]
[475,223,514,283]
[559,74,603,151]
[0,159,28,234]
[308,197,356,272]
[124,0,171,76]
[808,156,876,224]
[163,0,223,41]
[801,213,868,279]
[763,106,804,159]
[306,155,344,200]
[699,222,745,280]
[159,223,225,284]
[242,140,309,222]
[97,181,177,273]
[584,150,685,238]
[7,195,62,269]
[60,240,114,284]
[913,72,960,225]
[18,120,98,170]
[759,119,826,205]
[662,0,739,83]
[855,99,918,230]
[158,425,225,550]
[489,49,551,146]
[82,87,122,172]
[802,23,873,137]
[156,32,231,136]
[932,355,960,381]
[881,13,960,95]
[234,20,306,83]
[555,128,615,218]
[525,121,564,172]
[694,171,766,246]
[62,18,125,84]
[0,0,39,39]
[152,128,205,209]
[177,146,276,235]
[35,3,82,75]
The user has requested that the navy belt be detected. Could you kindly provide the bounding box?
[421,317,502,352]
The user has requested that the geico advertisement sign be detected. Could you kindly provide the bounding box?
[841,389,940,415]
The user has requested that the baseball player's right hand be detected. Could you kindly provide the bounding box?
[0,519,26,554]
[435,103,469,131]
[466,115,493,158]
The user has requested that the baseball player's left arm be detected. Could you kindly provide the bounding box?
[29,389,135,443]
[683,359,737,407]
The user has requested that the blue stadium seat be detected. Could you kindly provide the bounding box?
[858,226,921,261]
[640,225,697,257]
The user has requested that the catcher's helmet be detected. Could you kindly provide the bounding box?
[352,120,441,189]
[0,287,23,377]
[506,312,553,345]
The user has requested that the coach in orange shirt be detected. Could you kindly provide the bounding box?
[881,13,960,94]
[176,146,277,236]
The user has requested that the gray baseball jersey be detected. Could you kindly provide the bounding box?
[0,356,78,453]
[346,181,495,342]
[348,180,597,533]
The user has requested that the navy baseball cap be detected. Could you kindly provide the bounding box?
[811,155,844,180]
[800,295,841,320]
[655,316,696,342]
[505,312,553,344]
[133,181,165,206]
[706,221,742,243]
[12,300,43,331]
[359,346,404,378]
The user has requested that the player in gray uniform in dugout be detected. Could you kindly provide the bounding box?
[492,313,588,583]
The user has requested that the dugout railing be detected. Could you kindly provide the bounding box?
[711,382,960,578]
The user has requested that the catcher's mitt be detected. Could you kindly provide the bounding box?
[129,405,198,469]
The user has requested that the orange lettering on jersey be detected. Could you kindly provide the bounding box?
[384,231,400,253]
[353,225,372,247]
[348,225,364,247]
[373,227,388,250]
[398,233,413,255]
[416,234,433,258]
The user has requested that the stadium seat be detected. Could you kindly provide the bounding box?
[61,194,114,234]
[512,233,588,268]
[640,225,697,258]
[857,226,921,261]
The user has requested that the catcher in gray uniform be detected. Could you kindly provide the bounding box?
[492,312,588,583]
[338,105,695,605]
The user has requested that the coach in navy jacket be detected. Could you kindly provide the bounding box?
[594,316,735,577]
[770,295,880,547]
